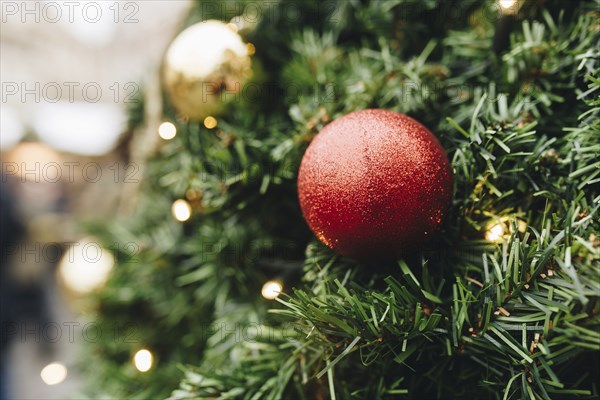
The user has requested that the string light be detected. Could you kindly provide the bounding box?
[133,349,153,372]
[485,222,506,242]
[498,0,518,15]
[246,43,256,56]
[40,363,67,385]
[58,237,115,294]
[499,0,517,9]
[158,122,177,140]
[261,280,283,300]
[171,199,192,222]
[203,116,218,129]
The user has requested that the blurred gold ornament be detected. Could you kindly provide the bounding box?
[163,20,253,120]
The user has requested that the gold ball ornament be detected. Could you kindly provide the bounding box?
[163,20,253,120]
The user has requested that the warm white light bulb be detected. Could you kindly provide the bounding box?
[133,349,153,372]
[158,122,177,140]
[58,237,115,294]
[485,223,506,242]
[203,116,218,129]
[261,280,283,300]
[499,0,517,11]
[499,0,516,8]
[40,363,67,385]
[171,199,192,222]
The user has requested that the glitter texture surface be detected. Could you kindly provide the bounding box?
[297,109,453,259]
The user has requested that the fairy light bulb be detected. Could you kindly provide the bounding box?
[499,0,516,8]
[261,280,283,300]
[133,349,153,372]
[57,237,115,294]
[485,222,506,242]
[158,122,177,140]
[171,199,192,222]
[40,363,67,385]
[498,0,518,15]
[203,116,218,129]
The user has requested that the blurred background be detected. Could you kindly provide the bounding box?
[3,1,597,399]
[1,1,190,398]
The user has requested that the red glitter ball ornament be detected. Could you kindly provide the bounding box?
[297,109,453,260]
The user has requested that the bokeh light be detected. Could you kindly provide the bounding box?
[158,121,177,140]
[171,199,192,222]
[485,222,506,242]
[40,363,67,385]
[133,349,153,372]
[203,116,218,129]
[499,0,517,9]
[261,280,283,300]
[58,237,115,294]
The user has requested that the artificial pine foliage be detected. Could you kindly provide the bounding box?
[84,0,599,399]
